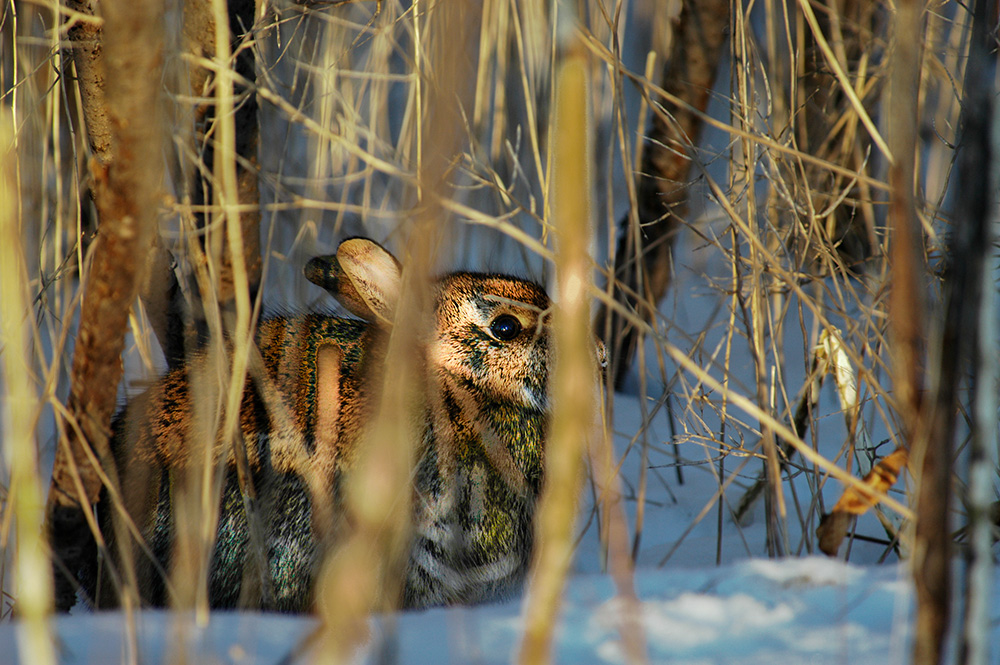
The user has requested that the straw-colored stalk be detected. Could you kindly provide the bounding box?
[0,110,56,665]
[312,240,430,655]
[311,3,477,662]
[309,242,430,663]
[732,0,787,558]
[518,15,597,665]
[590,416,649,665]
[165,0,262,618]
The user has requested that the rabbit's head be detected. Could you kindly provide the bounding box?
[431,273,552,413]
[305,237,613,419]
[306,238,556,412]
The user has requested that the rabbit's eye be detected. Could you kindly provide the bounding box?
[489,314,522,341]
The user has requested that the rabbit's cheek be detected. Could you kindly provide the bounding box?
[520,384,548,412]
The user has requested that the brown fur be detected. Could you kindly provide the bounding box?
[88,238,597,611]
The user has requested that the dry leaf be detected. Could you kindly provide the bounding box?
[817,446,909,556]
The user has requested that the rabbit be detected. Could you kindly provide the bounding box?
[80,237,604,612]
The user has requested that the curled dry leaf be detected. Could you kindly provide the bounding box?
[817,446,909,556]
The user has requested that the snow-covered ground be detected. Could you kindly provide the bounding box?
[4,556,989,664]
[4,254,997,663]
[5,194,994,665]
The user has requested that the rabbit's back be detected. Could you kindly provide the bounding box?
[96,313,381,610]
[117,314,376,468]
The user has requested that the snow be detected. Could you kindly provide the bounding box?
[6,557,985,664]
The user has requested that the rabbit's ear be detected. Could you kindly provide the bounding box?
[305,238,402,326]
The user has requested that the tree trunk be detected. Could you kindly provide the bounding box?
[47,0,263,612]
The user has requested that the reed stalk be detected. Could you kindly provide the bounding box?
[1,107,56,665]
[519,7,597,664]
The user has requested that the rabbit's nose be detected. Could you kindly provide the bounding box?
[305,255,340,292]
[595,339,608,369]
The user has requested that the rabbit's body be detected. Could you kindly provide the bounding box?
[87,239,564,612]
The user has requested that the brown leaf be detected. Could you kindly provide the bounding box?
[817,446,909,556]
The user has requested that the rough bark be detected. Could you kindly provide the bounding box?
[47,0,167,612]
[63,0,112,165]
[64,0,184,365]
[595,0,730,388]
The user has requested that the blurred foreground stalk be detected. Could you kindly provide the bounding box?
[947,1,998,664]
[311,2,477,662]
[884,1,953,664]
[519,11,599,665]
[1,110,56,665]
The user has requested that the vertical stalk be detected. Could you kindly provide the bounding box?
[312,3,478,662]
[886,2,952,664]
[952,3,998,664]
[519,6,597,663]
[733,0,786,557]
[887,0,926,439]
[961,175,997,665]
[1,109,56,665]
[214,0,255,612]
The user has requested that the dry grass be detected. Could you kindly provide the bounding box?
[0,0,994,661]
